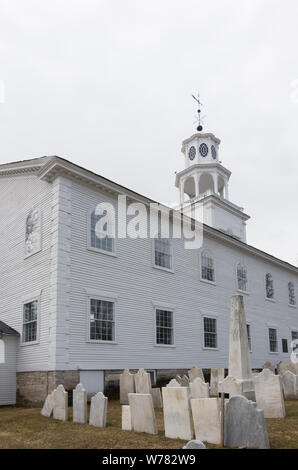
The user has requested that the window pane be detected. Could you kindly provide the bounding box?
[154,236,172,269]
[288,282,296,305]
[90,299,115,341]
[269,328,278,352]
[22,301,38,343]
[237,265,248,292]
[282,339,288,353]
[156,309,173,345]
[266,274,274,299]
[201,252,214,282]
[90,211,114,253]
[204,317,217,348]
[246,324,251,350]
[292,331,298,341]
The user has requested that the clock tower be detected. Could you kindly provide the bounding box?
[175,123,250,242]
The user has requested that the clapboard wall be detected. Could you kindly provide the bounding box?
[0,336,18,405]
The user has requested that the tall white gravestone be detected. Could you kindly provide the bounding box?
[221,295,255,400]
[134,369,152,394]
[210,368,225,396]
[189,378,210,399]
[41,390,55,417]
[73,383,87,424]
[162,386,194,441]
[53,385,68,421]
[191,398,222,445]
[128,393,157,435]
[120,369,135,405]
[89,392,108,428]
[254,369,285,418]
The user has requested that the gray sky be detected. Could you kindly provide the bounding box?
[0,0,297,265]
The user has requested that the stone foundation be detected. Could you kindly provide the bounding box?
[17,370,80,405]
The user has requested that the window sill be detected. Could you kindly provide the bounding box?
[237,289,249,295]
[20,340,39,346]
[202,347,219,351]
[154,344,176,348]
[268,351,279,354]
[152,265,174,274]
[265,297,276,303]
[87,246,117,258]
[200,278,216,286]
[288,304,297,309]
[24,248,42,260]
[87,340,118,345]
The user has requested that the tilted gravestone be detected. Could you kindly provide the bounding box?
[41,390,55,417]
[120,369,135,405]
[151,388,163,408]
[73,383,87,424]
[282,370,298,399]
[122,405,132,431]
[53,385,68,421]
[134,369,152,394]
[224,395,270,449]
[189,378,210,399]
[128,393,157,435]
[210,368,225,396]
[188,366,205,383]
[254,369,285,418]
[191,398,222,445]
[222,296,255,401]
[89,392,108,428]
[162,386,194,441]
[277,361,298,376]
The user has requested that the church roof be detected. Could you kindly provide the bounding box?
[0,321,20,336]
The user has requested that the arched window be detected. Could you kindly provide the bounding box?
[90,209,115,253]
[265,273,274,299]
[25,208,41,257]
[201,250,215,282]
[237,264,248,292]
[154,234,172,270]
[0,339,5,363]
[288,282,296,306]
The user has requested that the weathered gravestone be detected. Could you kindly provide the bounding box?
[183,440,206,449]
[134,369,152,394]
[188,366,205,383]
[120,369,135,405]
[167,378,181,387]
[191,398,222,445]
[262,361,275,374]
[53,385,68,421]
[128,393,157,435]
[122,405,132,431]
[162,386,194,440]
[224,395,270,449]
[221,296,255,401]
[254,369,285,418]
[41,390,54,417]
[151,388,163,408]
[210,368,225,396]
[282,370,298,399]
[73,383,87,424]
[89,392,108,428]
[189,378,210,399]
[277,361,298,376]
[176,375,190,386]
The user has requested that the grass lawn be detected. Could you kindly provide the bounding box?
[0,399,298,449]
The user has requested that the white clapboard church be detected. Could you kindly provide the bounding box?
[0,122,297,404]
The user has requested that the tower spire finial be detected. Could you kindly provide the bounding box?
[192,92,203,132]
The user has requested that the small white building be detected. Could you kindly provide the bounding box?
[0,126,297,404]
[0,322,19,405]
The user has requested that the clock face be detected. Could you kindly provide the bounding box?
[188,146,196,161]
[211,145,217,160]
[199,143,208,157]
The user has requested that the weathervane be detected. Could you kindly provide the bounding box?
[192,92,204,132]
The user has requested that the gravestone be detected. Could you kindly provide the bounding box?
[188,366,205,383]
[210,368,225,396]
[167,378,181,387]
[134,369,151,394]
[128,393,157,435]
[222,296,255,401]
[151,388,163,408]
[73,383,87,424]
[218,375,243,397]
[122,405,132,431]
[120,369,135,405]
[191,398,222,445]
[277,361,298,376]
[162,386,194,440]
[224,395,270,449]
[53,385,68,421]
[189,378,210,399]
[254,369,285,418]
[262,361,275,374]
[89,392,108,428]
[183,440,206,449]
[41,391,54,417]
[282,371,298,399]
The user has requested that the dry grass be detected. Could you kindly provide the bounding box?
[0,399,298,449]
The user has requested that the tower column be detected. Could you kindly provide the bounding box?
[224,181,229,200]
[180,180,185,205]
[213,173,218,194]
[194,173,199,198]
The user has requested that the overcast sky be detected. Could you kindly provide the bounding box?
[0,0,297,265]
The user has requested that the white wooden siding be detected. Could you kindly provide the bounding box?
[0,336,18,405]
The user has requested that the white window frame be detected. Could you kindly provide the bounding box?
[265,273,275,302]
[200,249,216,285]
[152,301,176,348]
[21,291,41,346]
[281,338,289,354]
[87,209,117,257]
[236,263,249,294]
[85,288,118,344]
[152,233,174,273]
[288,282,296,308]
[268,326,278,354]
[202,315,218,350]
